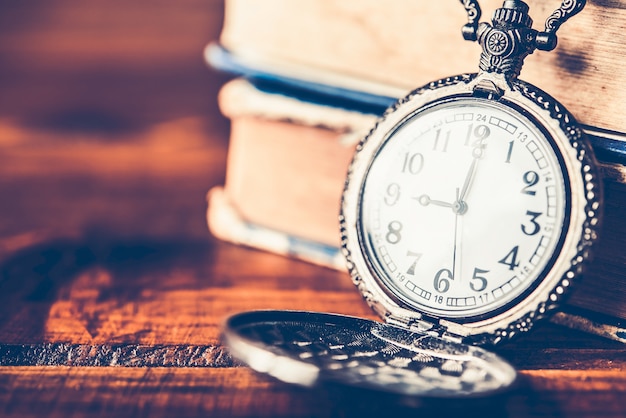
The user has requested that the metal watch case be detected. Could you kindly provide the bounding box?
[341,0,601,345]
[340,71,602,345]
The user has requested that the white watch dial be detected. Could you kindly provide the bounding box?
[360,98,569,319]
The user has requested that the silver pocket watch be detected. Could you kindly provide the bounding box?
[224,0,601,397]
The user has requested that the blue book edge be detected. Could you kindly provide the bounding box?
[206,43,626,165]
[206,187,346,271]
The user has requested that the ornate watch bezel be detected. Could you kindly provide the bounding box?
[340,72,602,344]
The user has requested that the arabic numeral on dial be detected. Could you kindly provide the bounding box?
[433,129,450,152]
[478,293,490,304]
[505,140,514,163]
[434,295,444,304]
[470,268,489,292]
[522,210,542,236]
[406,251,422,275]
[402,152,424,174]
[384,183,401,206]
[464,124,491,150]
[386,221,403,244]
[499,246,520,271]
[522,171,539,195]
[434,268,453,293]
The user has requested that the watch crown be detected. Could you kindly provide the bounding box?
[494,1,533,28]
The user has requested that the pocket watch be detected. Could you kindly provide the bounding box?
[223,0,601,398]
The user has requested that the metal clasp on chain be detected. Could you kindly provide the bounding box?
[459,0,586,80]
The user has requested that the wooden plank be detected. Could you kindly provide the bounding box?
[0,0,229,130]
[0,237,369,344]
[0,228,623,369]
[0,1,224,69]
[0,367,626,418]
[0,118,227,242]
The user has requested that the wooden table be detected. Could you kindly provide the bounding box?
[0,2,625,417]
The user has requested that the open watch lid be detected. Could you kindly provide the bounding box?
[223,310,516,398]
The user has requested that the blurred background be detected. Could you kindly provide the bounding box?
[0,0,230,245]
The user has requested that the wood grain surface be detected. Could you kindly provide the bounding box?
[0,1,625,417]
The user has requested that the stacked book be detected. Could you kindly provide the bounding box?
[206,0,626,338]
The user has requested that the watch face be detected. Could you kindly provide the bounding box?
[358,97,569,320]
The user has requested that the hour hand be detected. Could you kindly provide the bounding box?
[458,153,480,203]
[415,194,454,209]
